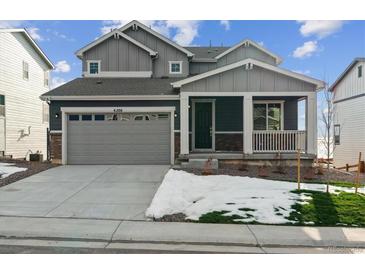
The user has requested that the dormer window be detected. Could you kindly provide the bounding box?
[169,61,182,74]
[87,60,100,75]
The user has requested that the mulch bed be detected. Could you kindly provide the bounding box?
[0,160,59,188]
[179,165,364,184]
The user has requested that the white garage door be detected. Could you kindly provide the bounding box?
[66,112,171,165]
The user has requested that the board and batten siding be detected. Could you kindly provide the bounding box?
[124,27,189,78]
[82,36,152,73]
[333,96,365,168]
[217,44,277,67]
[333,61,365,102]
[180,66,316,93]
[0,32,50,159]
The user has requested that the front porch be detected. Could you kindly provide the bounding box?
[178,92,317,164]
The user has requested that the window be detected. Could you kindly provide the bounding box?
[42,103,49,123]
[82,114,92,121]
[69,115,79,121]
[358,65,363,78]
[334,124,340,145]
[253,102,283,130]
[0,95,5,117]
[94,114,105,121]
[133,114,150,121]
[169,61,182,74]
[23,61,29,80]
[88,61,100,75]
[44,71,49,87]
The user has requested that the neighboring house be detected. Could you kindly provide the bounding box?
[41,20,324,166]
[329,58,365,168]
[0,29,54,160]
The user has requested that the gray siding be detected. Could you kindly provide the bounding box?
[82,36,152,72]
[217,44,277,67]
[124,28,189,78]
[50,100,180,131]
[181,66,316,93]
[189,62,218,75]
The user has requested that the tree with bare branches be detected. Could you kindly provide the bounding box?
[319,82,335,170]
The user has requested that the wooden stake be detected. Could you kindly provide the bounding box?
[297,149,301,190]
[355,152,362,194]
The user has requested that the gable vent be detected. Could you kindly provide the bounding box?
[132,24,139,31]
[245,63,253,70]
[113,33,120,39]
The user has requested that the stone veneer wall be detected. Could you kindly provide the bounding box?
[215,134,243,152]
[50,133,62,162]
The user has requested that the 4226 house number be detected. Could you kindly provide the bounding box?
[113,108,123,113]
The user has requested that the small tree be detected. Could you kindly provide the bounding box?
[319,82,335,170]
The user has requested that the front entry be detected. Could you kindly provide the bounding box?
[193,101,214,150]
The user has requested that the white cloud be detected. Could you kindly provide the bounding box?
[0,20,24,28]
[220,20,230,31]
[292,41,318,59]
[54,60,71,73]
[27,27,44,41]
[50,76,66,89]
[100,20,200,46]
[293,69,311,75]
[298,20,344,39]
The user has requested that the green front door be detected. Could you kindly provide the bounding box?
[194,102,213,149]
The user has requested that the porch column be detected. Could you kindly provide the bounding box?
[180,94,189,155]
[243,95,253,154]
[306,93,317,155]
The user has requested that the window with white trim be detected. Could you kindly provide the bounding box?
[23,61,29,80]
[0,95,5,117]
[44,71,49,87]
[334,124,340,145]
[358,65,363,78]
[88,61,100,75]
[42,102,49,123]
[169,61,182,74]
[253,102,283,130]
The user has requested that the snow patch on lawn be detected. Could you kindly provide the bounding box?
[0,163,27,178]
[146,169,362,224]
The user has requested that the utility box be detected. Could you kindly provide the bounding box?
[29,153,43,162]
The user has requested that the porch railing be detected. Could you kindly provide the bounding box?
[252,130,306,153]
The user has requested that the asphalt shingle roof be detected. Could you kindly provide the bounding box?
[184,47,230,59]
[41,77,182,97]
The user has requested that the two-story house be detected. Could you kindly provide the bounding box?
[329,58,365,168]
[0,28,54,160]
[41,20,324,166]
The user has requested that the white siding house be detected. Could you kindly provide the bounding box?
[329,58,365,168]
[0,29,54,160]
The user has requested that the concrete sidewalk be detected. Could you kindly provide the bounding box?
[0,216,365,250]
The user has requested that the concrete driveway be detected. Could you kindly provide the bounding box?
[0,165,170,220]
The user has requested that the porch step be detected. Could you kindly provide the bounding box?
[181,159,219,170]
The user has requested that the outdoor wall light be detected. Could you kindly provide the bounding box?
[174,113,178,118]
[55,113,60,118]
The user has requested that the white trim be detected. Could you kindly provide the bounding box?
[50,130,62,134]
[86,60,101,75]
[181,91,315,98]
[172,58,324,90]
[119,21,194,57]
[191,99,216,152]
[41,95,180,101]
[83,71,152,78]
[0,29,54,69]
[243,95,253,154]
[168,61,183,74]
[75,29,157,57]
[215,131,243,134]
[61,106,175,165]
[215,39,282,65]
[180,97,189,155]
[253,100,284,130]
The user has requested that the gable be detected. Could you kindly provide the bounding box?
[217,43,278,67]
[180,65,317,93]
[82,35,152,72]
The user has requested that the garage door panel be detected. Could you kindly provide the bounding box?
[67,113,171,165]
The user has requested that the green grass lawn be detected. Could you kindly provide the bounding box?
[198,190,365,227]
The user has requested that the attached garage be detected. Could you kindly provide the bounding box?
[62,107,175,165]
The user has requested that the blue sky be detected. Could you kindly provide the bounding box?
[1,20,364,134]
